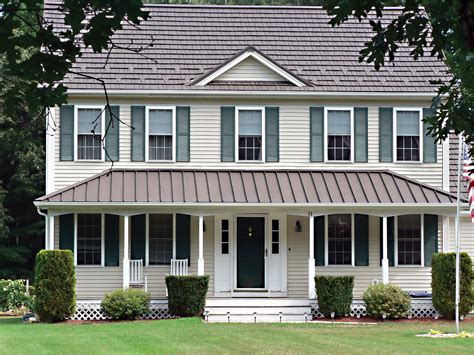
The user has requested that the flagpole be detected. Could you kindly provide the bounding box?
[454,135,463,334]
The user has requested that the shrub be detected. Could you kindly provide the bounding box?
[34,250,76,322]
[101,288,150,320]
[166,275,209,317]
[432,252,474,319]
[315,276,354,317]
[363,283,411,319]
[0,279,34,313]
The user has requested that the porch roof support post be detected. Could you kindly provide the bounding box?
[44,214,50,250]
[308,213,316,299]
[198,215,205,276]
[381,216,389,284]
[48,215,55,250]
[123,215,130,289]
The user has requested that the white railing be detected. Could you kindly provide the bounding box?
[170,259,189,276]
[129,259,144,285]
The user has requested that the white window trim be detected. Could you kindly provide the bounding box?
[74,213,105,267]
[324,214,355,267]
[235,106,266,163]
[74,105,106,162]
[145,106,176,163]
[324,107,354,163]
[145,213,176,267]
[393,108,424,164]
[394,214,424,267]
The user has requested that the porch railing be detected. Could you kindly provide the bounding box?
[170,259,188,276]
[130,259,144,285]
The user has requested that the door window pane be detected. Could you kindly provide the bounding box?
[271,219,279,254]
[221,219,229,254]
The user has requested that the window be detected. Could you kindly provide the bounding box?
[77,214,102,266]
[271,219,279,254]
[148,214,173,265]
[221,219,229,254]
[397,215,422,266]
[327,214,352,265]
[148,108,174,161]
[395,110,421,162]
[326,109,352,161]
[77,108,103,160]
[237,109,264,161]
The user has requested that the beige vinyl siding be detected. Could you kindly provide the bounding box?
[216,57,286,82]
[448,217,474,259]
[287,215,309,298]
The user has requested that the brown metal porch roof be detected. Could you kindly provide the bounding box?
[36,169,458,205]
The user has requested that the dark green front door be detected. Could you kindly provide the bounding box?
[237,217,265,289]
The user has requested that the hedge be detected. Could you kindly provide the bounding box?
[432,252,473,319]
[363,283,411,319]
[166,275,209,317]
[34,250,76,322]
[315,275,354,317]
[101,288,150,320]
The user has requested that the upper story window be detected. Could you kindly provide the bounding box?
[148,214,173,265]
[327,214,353,265]
[325,108,353,162]
[76,213,103,266]
[146,107,175,162]
[237,108,264,162]
[76,107,104,161]
[395,109,422,162]
[396,214,422,266]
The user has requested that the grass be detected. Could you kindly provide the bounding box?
[0,317,473,354]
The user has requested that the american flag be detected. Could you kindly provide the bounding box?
[462,140,474,222]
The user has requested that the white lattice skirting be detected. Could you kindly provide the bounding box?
[311,299,438,319]
[72,300,172,321]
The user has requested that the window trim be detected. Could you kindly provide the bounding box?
[393,108,424,163]
[324,107,354,163]
[324,214,355,267]
[235,106,266,163]
[74,213,105,267]
[145,213,176,267]
[394,214,425,267]
[145,106,176,163]
[74,105,106,162]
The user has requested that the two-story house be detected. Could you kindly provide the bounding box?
[35,4,473,322]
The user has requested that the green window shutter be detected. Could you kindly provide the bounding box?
[131,214,146,261]
[105,106,120,162]
[379,107,393,162]
[131,106,145,162]
[314,216,325,266]
[104,214,120,266]
[59,214,74,252]
[221,106,235,162]
[176,106,191,162]
[355,214,369,266]
[265,107,279,162]
[423,108,437,163]
[310,107,324,162]
[379,217,395,266]
[354,107,368,163]
[176,214,191,265]
[60,105,74,161]
[423,214,438,266]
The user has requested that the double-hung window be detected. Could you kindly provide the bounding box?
[76,213,103,266]
[326,109,353,161]
[237,108,264,161]
[397,215,422,266]
[327,214,353,265]
[76,107,104,160]
[147,108,175,161]
[148,214,173,265]
[395,110,422,162]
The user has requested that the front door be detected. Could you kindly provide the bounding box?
[236,217,265,289]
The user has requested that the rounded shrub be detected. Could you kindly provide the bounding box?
[363,283,411,319]
[101,288,150,320]
[34,250,76,322]
[166,275,209,317]
[315,276,354,317]
[432,252,474,319]
[0,279,34,313]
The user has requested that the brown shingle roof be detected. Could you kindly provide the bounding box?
[36,169,458,205]
[44,3,450,93]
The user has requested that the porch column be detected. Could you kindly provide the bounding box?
[48,215,55,250]
[308,213,316,299]
[381,216,389,284]
[198,215,205,276]
[123,215,130,289]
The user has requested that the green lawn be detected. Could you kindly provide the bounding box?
[0,317,473,354]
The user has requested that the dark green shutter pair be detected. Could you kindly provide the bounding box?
[131,106,190,162]
[310,107,368,162]
[59,105,120,161]
[379,107,437,163]
[221,107,279,162]
[314,214,369,266]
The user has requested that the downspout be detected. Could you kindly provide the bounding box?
[36,207,49,250]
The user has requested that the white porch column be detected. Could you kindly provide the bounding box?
[123,215,130,289]
[48,215,55,250]
[308,213,316,299]
[44,214,50,250]
[381,216,389,284]
[198,216,205,276]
